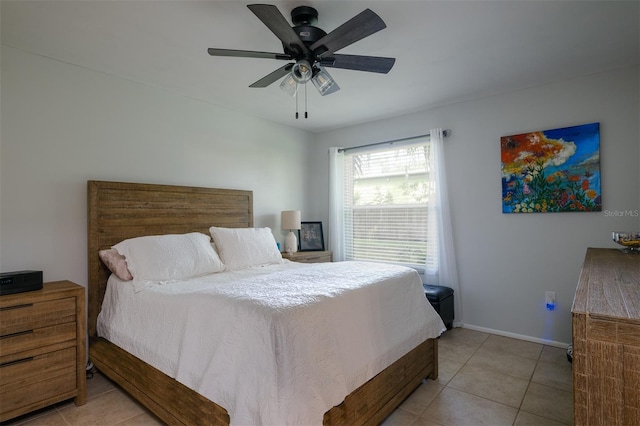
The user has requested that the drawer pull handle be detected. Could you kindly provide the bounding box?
[0,329,34,339]
[0,357,34,368]
[0,303,34,311]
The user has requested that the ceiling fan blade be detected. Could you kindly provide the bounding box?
[247,4,309,56]
[322,54,396,74]
[309,9,386,57]
[249,63,294,88]
[208,48,292,60]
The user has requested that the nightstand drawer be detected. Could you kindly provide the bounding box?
[0,346,76,384]
[0,281,86,422]
[0,322,77,363]
[282,250,333,263]
[0,297,76,336]
[0,347,76,414]
[1,373,76,419]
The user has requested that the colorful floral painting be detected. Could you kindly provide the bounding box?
[501,122,601,213]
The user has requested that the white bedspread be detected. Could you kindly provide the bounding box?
[97,261,445,425]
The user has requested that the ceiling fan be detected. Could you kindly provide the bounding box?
[207,4,395,98]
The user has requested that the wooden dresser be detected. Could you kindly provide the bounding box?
[572,248,640,425]
[0,280,86,422]
[281,250,333,263]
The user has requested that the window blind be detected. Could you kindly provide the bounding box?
[342,140,438,270]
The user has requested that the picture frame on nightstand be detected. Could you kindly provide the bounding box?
[298,221,324,251]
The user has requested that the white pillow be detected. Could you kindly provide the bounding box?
[209,227,283,270]
[112,232,225,283]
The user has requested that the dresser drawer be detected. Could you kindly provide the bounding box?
[0,347,76,416]
[0,297,76,336]
[0,322,77,364]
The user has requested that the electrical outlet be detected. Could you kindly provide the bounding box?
[545,291,556,311]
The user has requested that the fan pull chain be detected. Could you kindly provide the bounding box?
[293,83,309,119]
[305,83,308,119]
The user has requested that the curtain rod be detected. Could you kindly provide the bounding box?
[338,129,451,153]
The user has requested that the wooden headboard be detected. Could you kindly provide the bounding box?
[87,180,253,337]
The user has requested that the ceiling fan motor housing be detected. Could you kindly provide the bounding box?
[293,25,326,46]
[290,6,326,49]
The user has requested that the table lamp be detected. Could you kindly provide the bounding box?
[281,210,301,253]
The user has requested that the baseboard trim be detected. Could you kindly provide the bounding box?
[458,323,570,349]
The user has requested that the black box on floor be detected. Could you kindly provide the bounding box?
[423,284,454,330]
[0,270,43,295]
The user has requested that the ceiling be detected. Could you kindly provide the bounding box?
[2,1,638,133]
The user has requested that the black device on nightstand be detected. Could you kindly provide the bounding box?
[0,270,43,295]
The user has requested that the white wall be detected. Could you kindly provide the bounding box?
[310,66,640,345]
[0,46,313,286]
[2,43,638,345]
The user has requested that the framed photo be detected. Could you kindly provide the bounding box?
[298,221,325,251]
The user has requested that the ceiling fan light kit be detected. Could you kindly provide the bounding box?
[312,67,339,96]
[208,3,395,118]
[279,73,298,97]
[291,59,313,83]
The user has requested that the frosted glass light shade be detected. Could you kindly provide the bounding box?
[281,210,301,230]
[312,68,340,96]
[291,60,312,83]
[279,74,298,97]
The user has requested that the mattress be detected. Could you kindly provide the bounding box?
[97,261,445,425]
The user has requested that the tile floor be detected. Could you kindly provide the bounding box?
[381,328,573,425]
[4,328,573,426]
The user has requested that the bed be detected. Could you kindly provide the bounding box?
[87,180,442,425]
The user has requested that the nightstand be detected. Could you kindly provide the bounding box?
[281,250,333,263]
[0,280,86,422]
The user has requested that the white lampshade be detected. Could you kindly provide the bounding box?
[281,210,301,230]
[281,210,301,254]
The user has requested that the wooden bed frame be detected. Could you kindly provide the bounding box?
[87,180,438,425]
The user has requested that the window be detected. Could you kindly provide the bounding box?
[341,140,437,271]
[330,128,459,324]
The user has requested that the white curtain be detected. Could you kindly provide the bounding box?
[425,128,462,327]
[328,147,345,261]
[329,132,462,326]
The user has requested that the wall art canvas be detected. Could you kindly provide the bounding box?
[501,122,601,213]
